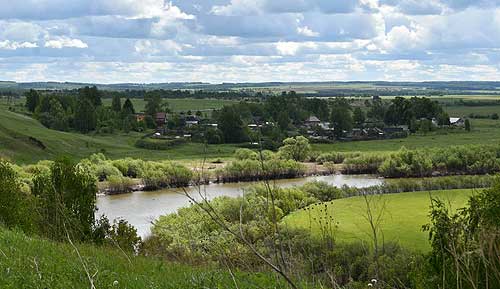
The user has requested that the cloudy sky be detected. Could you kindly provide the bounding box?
[0,0,499,83]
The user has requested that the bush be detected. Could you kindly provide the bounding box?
[135,138,186,150]
[106,175,135,194]
[234,148,258,160]
[317,152,345,164]
[141,161,193,190]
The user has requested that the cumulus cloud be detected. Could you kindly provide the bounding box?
[44,37,88,49]
[0,0,499,82]
[0,40,37,50]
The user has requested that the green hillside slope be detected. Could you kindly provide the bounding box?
[0,228,286,289]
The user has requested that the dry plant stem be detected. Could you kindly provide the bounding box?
[65,223,96,289]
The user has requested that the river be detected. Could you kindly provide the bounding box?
[96,174,383,237]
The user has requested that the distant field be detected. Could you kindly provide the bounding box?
[444,105,500,117]
[381,94,500,100]
[101,98,239,113]
[285,189,475,252]
[0,103,240,164]
[314,118,500,153]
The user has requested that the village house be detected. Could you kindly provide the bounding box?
[450,117,465,127]
[185,115,200,127]
[135,113,145,122]
[305,116,321,127]
[155,112,167,127]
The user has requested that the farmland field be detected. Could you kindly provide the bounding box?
[101,98,239,113]
[285,189,475,252]
[314,118,500,153]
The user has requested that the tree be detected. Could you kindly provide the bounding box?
[74,97,97,133]
[25,89,40,112]
[122,98,135,115]
[330,100,353,138]
[353,107,366,127]
[32,158,97,242]
[437,112,450,126]
[79,86,102,107]
[278,136,311,162]
[218,106,248,143]
[0,160,36,233]
[111,95,122,112]
[465,119,471,131]
[145,94,161,117]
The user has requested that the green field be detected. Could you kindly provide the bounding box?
[444,105,500,117]
[0,104,240,164]
[101,98,239,114]
[0,228,286,289]
[314,118,500,153]
[285,189,475,252]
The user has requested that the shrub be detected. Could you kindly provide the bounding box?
[317,152,345,164]
[106,175,135,194]
[141,161,193,190]
[135,138,186,150]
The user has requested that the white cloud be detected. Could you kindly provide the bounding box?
[0,40,37,50]
[297,26,320,37]
[44,37,88,49]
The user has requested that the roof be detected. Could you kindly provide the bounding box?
[155,112,167,119]
[306,116,321,122]
[450,117,462,124]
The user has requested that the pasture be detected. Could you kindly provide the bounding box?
[285,189,475,252]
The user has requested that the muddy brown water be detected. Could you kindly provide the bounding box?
[96,174,383,237]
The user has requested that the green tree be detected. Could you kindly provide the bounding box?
[79,86,102,107]
[278,136,311,162]
[330,100,353,138]
[0,161,36,233]
[465,119,471,131]
[74,97,97,133]
[122,98,135,115]
[218,106,248,143]
[32,158,98,242]
[145,94,161,117]
[25,89,40,113]
[111,95,122,112]
[353,107,366,127]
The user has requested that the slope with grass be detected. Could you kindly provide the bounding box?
[285,189,476,252]
[0,228,286,289]
[0,105,240,164]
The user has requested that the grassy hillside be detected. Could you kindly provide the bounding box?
[0,228,286,289]
[0,104,240,164]
[285,189,476,252]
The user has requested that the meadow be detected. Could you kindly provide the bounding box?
[101,97,239,113]
[314,118,500,153]
[0,228,287,289]
[285,188,475,252]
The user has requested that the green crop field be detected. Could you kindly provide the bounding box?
[285,189,475,252]
[444,105,500,117]
[0,228,286,289]
[313,118,500,153]
[101,98,239,114]
[0,104,240,164]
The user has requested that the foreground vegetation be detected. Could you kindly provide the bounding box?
[0,228,286,289]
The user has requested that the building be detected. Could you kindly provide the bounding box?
[185,115,200,127]
[135,113,145,122]
[155,112,167,126]
[305,116,321,127]
[450,117,465,127]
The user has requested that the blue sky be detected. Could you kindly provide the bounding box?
[0,0,499,83]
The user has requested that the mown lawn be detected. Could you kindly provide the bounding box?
[284,189,476,252]
[0,228,288,289]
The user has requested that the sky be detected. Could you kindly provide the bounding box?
[0,0,499,83]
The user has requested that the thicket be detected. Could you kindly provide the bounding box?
[379,145,500,177]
